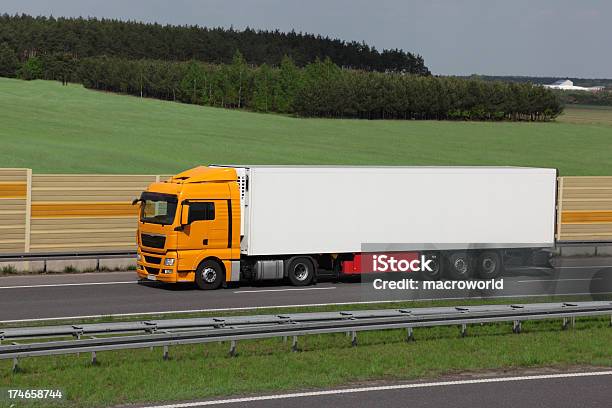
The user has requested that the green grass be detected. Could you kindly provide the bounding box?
[1,78,611,175]
[557,104,612,126]
[1,318,610,407]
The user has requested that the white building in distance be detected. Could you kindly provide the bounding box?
[543,79,604,92]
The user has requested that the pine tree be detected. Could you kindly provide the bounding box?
[252,63,274,112]
[179,60,206,104]
[275,56,300,113]
[229,50,248,108]
[0,43,19,77]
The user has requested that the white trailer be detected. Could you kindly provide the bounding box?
[213,165,557,283]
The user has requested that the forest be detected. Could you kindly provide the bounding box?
[0,14,429,73]
[75,55,561,120]
[0,14,562,121]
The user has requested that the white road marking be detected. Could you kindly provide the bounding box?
[0,261,607,290]
[517,278,602,283]
[556,265,612,269]
[143,371,612,407]
[233,287,336,294]
[509,265,612,270]
[0,281,138,290]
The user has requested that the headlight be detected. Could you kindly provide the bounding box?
[136,253,142,262]
[164,258,176,266]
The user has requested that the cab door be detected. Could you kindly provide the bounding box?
[177,199,230,258]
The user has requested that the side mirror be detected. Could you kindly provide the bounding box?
[175,204,189,231]
[180,204,190,226]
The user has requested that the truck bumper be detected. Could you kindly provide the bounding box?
[136,250,179,283]
[136,267,178,283]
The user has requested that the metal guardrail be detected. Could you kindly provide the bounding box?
[0,250,135,262]
[2,302,611,372]
[0,250,136,272]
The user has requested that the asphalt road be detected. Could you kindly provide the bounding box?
[140,371,612,408]
[1,257,611,321]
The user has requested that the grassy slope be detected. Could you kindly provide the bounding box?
[1,78,611,175]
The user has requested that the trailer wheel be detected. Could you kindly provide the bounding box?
[287,257,315,286]
[195,259,224,290]
[477,251,502,279]
[419,252,442,280]
[446,252,474,280]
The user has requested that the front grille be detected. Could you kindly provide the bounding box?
[145,266,160,275]
[141,233,165,249]
[144,255,162,265]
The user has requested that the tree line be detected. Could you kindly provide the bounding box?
[466,74,612,89]
[0,14,429,74]
[0,47,562,120]
[0,14,562,121]
[72,54,560,121]
[554,90,612,107]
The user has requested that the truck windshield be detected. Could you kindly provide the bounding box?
[139,192,178,225]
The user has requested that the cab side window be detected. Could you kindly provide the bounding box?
[188,202,215,223]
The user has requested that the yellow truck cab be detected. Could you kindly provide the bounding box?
[136,166,241,289]
[136,165,557,289]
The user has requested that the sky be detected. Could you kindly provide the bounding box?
[2,0,611,78]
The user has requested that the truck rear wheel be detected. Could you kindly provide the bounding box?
[446,252,474,280]
[419,252,442,280]
[195,259,224,290]
[287,257,315,286]
[477,251,502,279]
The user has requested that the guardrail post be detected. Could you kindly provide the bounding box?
[351,331,357,347]
[571,316,576,328]
[229,340,237,357]
[91,351,98,365]
[562,317,569,330]
[512,320,522,334]
[406,327,414,342]
[283,336,288,343]
[163,345,169,361]
[460,324,467,337]
[12,357,19,373]
[291,336,299,352]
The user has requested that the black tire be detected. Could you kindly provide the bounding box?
[287,257,315,286]
[195,259,224,290]
[477,251,503,279]
[419,252,442,280]
[446,252,475,280]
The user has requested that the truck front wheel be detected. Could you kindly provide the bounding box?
[287,257,315,286]
[195,260,224,290]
